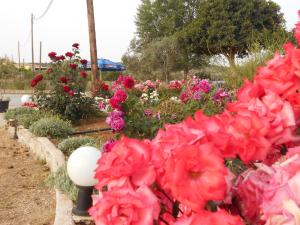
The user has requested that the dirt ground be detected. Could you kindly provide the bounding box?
[74,118,115,142]
[0,128,55,225]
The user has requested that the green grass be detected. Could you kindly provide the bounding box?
[47,165,78,202]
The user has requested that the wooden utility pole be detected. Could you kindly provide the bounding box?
[31,13,35,72]
[86,0,100,91]
[18,41,21,68]
[39,41,42,72]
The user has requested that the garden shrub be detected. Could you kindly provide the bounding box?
[157,85,181,101]
[16,111,43,129]
[122,94,162,140]
[29,117,73,139]
[4,107,36,120]
[47,165,78,202]
[36,93,96,123]
[157,99,185,123]
[101,71,119,81]
[13,80,26,90]
[58,136,99,156]
[0,58,18,79]
[32,43,98,123]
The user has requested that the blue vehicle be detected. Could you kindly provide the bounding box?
[85,58,125,71]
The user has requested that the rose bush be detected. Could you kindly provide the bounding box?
[97,75,232,139]
[89,11,300,225]
[32,43,97,122]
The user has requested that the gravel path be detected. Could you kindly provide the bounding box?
[0,128,55,225]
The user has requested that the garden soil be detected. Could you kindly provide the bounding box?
[0,128,55,225]
[75,118,114,142]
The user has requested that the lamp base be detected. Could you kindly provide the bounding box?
[72,186,94,216]
[72,207,91,217]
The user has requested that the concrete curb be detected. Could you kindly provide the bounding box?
[1,116,75,225]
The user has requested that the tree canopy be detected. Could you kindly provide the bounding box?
[136,0,202,46]
[179,0,285,66]
[124,0,287,78]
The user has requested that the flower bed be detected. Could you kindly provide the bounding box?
[88,12,300,225]
[9,14,300,224]
[96,75,232,140]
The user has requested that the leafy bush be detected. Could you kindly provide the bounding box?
[47,165,78,202]
[220,35,292,89]
[103,76,232,140]
[157,99,185,123]
[16,111,43,129]
[157,85,181,101]
[122,94,162,139]
[58,136,99,156]
[4,107,36,120]
[0,58,18,79]
[101,71,120,81]
[32,44,97,123]
[20,68,35,80]
[29,117,73,139]
[13,80,26,90]
[36,93,96,123]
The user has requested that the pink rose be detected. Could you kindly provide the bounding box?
[174,209,244,225]
[94,137,156,190]
[89,186,160,225]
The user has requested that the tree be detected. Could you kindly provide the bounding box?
[180,0,286,67]
[132,0,205,77]
[136,0,204,45]
[143,36,181,82]
[123,36,183,81]
[0,58,18,79]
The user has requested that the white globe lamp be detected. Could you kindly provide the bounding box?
[67,146,101,216]
[21,95,32,104]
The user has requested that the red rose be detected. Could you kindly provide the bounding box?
[80,71,87,78]
[109,97,122,109]
[117,75,124,84]
[48,52,57,58]
[68,90,75,96]
[123,76,135,89]
[47,68,53,74]
[101,83,109,91]
[56,55,65,61]
[80,59,88,65]
[63,85,71,92]
[31,79,38,87]
[65,52,74,58]
[180,91,191,103]
[114,89,127,102]
[60,77,68,83]
[35,74,43,82]
[69,63,77,70]
[72,43,79,49]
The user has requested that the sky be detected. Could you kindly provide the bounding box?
[0,0,298,63]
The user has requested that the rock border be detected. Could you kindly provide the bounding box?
[0,114,75,225]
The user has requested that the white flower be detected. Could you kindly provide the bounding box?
[170,96,180,102]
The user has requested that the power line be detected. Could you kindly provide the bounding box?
[33,0,54,21]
